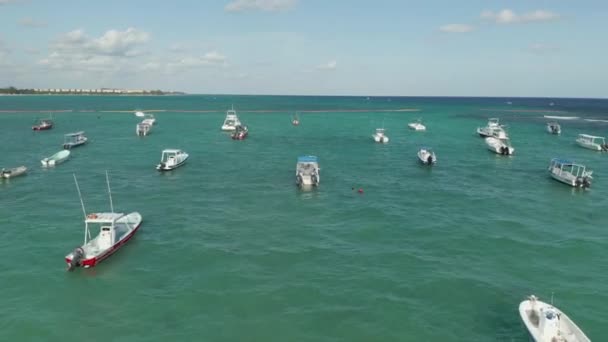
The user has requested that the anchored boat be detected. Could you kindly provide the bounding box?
[231,125,249,140]
[485,137,515,155]
[417,147,436,165]
[136,122,152,136]
[1,166,27,179]
[156,149,189,171]
[519,295,590,342]
[372,128,389,143]
[63,131,88,149]
[546,122,561,135]
[477,118,509,139]
[65,172,142,271]
[296,156,320,187]
[408,119,426,131]
[221,106,242,131]
[292,113,300,126]
[32,117,53,131]
[548,158,592,188]
[576,134,608,151]
[41,150,70,167]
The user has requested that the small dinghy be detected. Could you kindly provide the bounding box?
[576,134,608,151]
[417,147,436,165]
[548,158,592,188]
[519,295,590,342]
[296,156,320,187]
[156,149,189,171]
[372,128,389,143]
[65,172,142,270]
[485,137,514,155]
[231,124,249,140]
[1,166,27,179]
[292,113,300,126]
[546,122,561,135]
[41,150,70,167]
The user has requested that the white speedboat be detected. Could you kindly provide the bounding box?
[546,122,561,135]
[408,119,426,131]
[41,150,70,167]
[485,137,514,155]
[417,147,436,165]
[296,156,320,187]
[135,111,156,125]
[63,131,88,149]
[372,128,389,143]
[1,166,27,179]
[477,118,509,139]
[548,158,592,188]
[65,172,142,270]
[136,122,152,136]
[576,134,608,151]
[292,114,300,126]
[221,106,242,131]
[519,295,590,342]
[156,149,189,171]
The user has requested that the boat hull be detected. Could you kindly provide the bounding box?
[485,137,514,155]
[32,124,53,131]
[157,157,188,171]
[1,166,27,179]
[65,213,142,269]
[63,139,88,150]
[409,123,426,131]
[373,135,389,143]
[417,151,436,165]
[41,150,70,167]
[576,140,604,151]
[519,298,590,342]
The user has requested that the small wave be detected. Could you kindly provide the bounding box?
[584,118,608,123]
[543,115,579,120]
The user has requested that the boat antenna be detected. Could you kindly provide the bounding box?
[73,174,88,219]
[105,170,114,213]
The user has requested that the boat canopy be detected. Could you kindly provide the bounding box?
[578,134,605,140]
[85,212,124,224]
[65,131,85,137]
[551,158,574,166]
[162,149,182,154]
[298,156,318,163]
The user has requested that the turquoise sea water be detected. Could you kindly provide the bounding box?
[1,95,607,341]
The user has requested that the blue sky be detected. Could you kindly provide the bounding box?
[0,0,607,97]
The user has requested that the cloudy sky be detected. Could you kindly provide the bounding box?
[1,0,606,97]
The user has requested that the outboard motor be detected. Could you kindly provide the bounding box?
[311,174,318,186]
[583,177,591,188]
[67,247,84,271]
[427,155,433,165]
[296,174,303,186]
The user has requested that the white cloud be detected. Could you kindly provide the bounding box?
[316,60,337,70]
[53,28,150,57]
[19,17,47,28]
[481,9,560,24]
[167,51,228,70]
[439,24,475,33]
[225,0,297,12]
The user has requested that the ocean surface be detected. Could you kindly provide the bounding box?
[1,95,607,341]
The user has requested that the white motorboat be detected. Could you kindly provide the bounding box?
[548,158,592,188]
[372,128,389,143]
[408,119,426,131]
[417,147,436,165]
[576,134,608,151]
[135,111,156,125]
[136,122,152,136]
[292,113,300,126]
[477,118,509,139]
[519,295,590,342]
[221,106,242,131]
[485,137,514,155]
[1,166,27,179]
[65,172,142,270]
[156,149,189,171]
[41,150,70,167]
[63,131,88,149]
[296,156,320,187]
[546,122,561,135]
